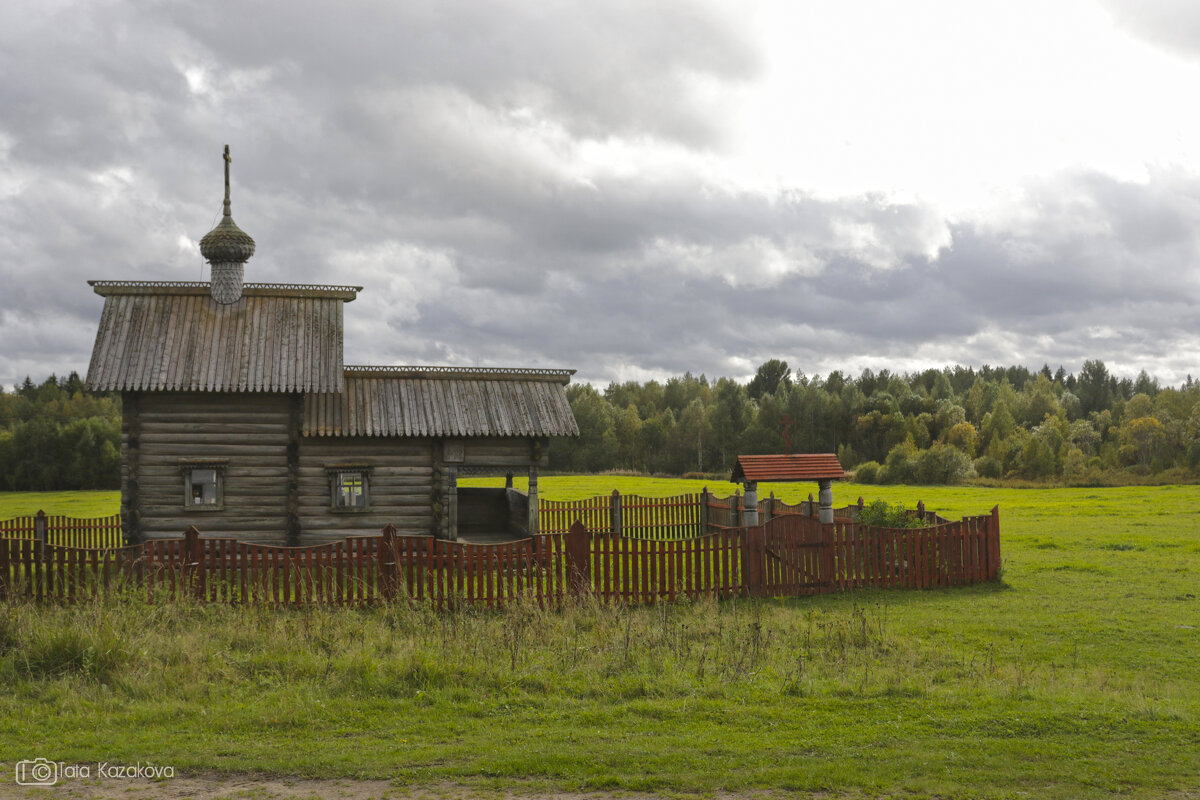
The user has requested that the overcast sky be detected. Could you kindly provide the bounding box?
[3,0,1200,389]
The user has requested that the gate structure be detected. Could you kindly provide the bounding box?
[755,514,833,596]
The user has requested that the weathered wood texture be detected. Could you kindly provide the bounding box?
[86,287,352,393]
[0,506,1000,607]
[297,436,435,541]
[303,369,577,438]
[0,512,123,549]
[131,392,292,544]
[119,390,551,545]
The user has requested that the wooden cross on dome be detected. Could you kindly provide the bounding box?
[223,144,232,216]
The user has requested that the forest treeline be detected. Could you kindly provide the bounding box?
[548,359,1200,485]
[0,373,121,491]
[3,360,1199,491]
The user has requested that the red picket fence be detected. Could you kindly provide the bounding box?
[0,505,1001,607]
[739,508,1001,596]
[827,510,999,590]
[0,538,143,602]
[0,527,572,609]
[0,511,123,549]
[586,527,745,604]
[140,533,391,606]
[540,494,617,535]
[541,490,851,538]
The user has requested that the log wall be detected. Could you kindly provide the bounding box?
[122,392,545,545]
[297,436,435,542]
[129,392,293,544]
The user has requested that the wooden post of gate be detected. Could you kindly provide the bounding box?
[527,466,539,536]
[764,491,774,524]
[741,524,766,597]
[380,524,398,601]
[34,510,47,563]
[610,490,622,536]
[699,487,710,535]
[819,519,836,593]
[565,521,590,596]
[0,535,9,599]
[732,489,741,528]
[989,506,1001,581]
[184,526,204,601]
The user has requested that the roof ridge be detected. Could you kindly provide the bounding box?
[344,365,575,384]
[89,281,361,300]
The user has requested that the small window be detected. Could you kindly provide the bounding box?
[328,467,371,512]
[181,462,226,511]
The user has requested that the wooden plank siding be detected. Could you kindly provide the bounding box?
[122,388,547,545]
[86,284,354,394]
[297,437,435,541]
[128,392,293,544]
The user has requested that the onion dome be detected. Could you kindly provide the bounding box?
[199,214,256,263]
[201,145,254,304]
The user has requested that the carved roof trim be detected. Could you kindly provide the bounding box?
[343,365,576,384]
[88,281,361,300]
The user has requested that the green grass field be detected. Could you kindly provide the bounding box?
[1,478,1198,798]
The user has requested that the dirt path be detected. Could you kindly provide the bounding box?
[0,776,776,800]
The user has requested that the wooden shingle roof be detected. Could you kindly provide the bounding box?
[85,282,358,393]
[730,454,846,483]
[303,367,579,438]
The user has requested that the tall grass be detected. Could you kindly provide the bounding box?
[1,481,1198,797]
[0,592,935,702]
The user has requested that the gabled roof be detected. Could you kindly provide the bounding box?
[730,454,846,483]
[303,367,579,438]
[85,282,358,393]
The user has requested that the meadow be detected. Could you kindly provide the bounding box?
[0,478,1197,799]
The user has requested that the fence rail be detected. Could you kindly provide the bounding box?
[0,492,884,550]
[1,506,1001,607]
[0,511,123,549]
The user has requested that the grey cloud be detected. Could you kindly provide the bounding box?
[3,1,1200,389]
[144,0,760,147]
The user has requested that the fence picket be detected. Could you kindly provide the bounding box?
[1,496,998,607]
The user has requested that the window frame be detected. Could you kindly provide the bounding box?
[179,460,228,512]
[326,465,373,512]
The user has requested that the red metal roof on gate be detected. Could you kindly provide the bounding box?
[730,454,846,483]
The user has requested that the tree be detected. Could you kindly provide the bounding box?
[1123,393,1153,423]
[613,405,643,470]
[747,359,791,400]
[1119,417,1167,471]
[550,385,616,472]
[945,422,978,457]
[708,378,751,469]
[916,443,974,484]
[882,439,920,484]
[979,400,1016,450]
[1077,360,1113,417]
[665,400,711,474]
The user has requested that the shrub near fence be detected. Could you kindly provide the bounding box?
[0,496,1001,607]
